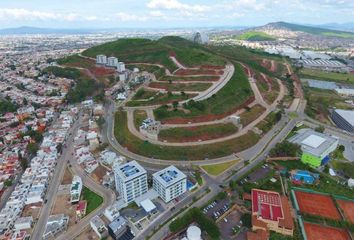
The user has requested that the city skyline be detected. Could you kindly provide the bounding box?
[0,0,354,29]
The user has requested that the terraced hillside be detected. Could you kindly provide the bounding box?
[82,36,226,72]
[66,36,287,161]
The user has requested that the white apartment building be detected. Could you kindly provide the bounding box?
[96,55,107,65]
[70,176,82,203]
[114,161,148,203]
[117,62,126,72]
[107,57,119,67]
[153,165,187,203]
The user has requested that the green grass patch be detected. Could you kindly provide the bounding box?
[127,91,194,107]
[158,123,238,142]
[154,62,253,120]
[81,186,104,215]
[332,161,354,178]
[115,110,260,160]
[240,104,266,126]
[236,31,276,41]
[149,82,212,92]
[300,68,354,83]
[44,66,101,103]
[161,75,220,82]
[256,111,282,133]
[132,88,158,100]
[57,54,95,69]
[126,64,165,79]
[133,110,147,130]
[82,36,226,72]
[275,21,354,39]
[201,160,239,176]
[304,86,353,124]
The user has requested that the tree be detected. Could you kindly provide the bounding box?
[241,213,252,228]
[96,116,106,128]
[269,141,301,157]
[315,125,325,133]
[23,97,28,105]
[26,143,39,156]
[56,143,63,153]
[172,101,179,110]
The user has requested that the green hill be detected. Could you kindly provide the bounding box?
[272,22,354,39]
[82,36,226,71]
[236,31,276,41]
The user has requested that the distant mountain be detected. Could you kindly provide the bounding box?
[0,26,97,35]
[252,22,354,39]
[317,22,354,32]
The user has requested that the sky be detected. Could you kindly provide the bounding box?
[0,0,353,29]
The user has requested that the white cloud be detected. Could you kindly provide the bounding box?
[0,8,99,22]
[147,0,210,13]
[116,12,148,22]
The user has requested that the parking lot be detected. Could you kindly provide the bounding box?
[244,164,271,183]
[217,209,246,240]
[203,198,231,221]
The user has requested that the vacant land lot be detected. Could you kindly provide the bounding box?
[240,104,266,126]
[303,222,350,240]
[148,82,212,92]
[304,87,354,124]
[161,75,220,82]
[256,111,281,134]
[127,92,195,107]
[201,160,239,176]
[300,68,354,83]
[134,110,148,129]
[132,88,159,100]
[82,187,103,215]
[294,191,341,220]
[51,194,76,228]
[115,111,260,160]
[158,123,238,142]
[154,62,253,123]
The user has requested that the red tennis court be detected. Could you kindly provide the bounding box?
[337,199,354,224]
[294,191,341,220]
[304,222,350,240]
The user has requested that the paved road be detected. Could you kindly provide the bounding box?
[31,112,83,239]
[55,115,116,240]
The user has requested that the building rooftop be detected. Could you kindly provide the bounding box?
[115,161,147,181]
[334,109,354,127]
[288,129,338,157]
[108,216,127,233]
[153,165,186,187]
[301,135,326,149]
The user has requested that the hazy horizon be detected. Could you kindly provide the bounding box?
[0,0,353,29]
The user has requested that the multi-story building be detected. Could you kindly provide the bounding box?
[288,129,338,167]
[107,57,119,68]
[96,55,107,65]
[331,109,354,133]
[114,161,148,203]
[70,176,82,203]
[117,62,126,72]
[153,165,187,203]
